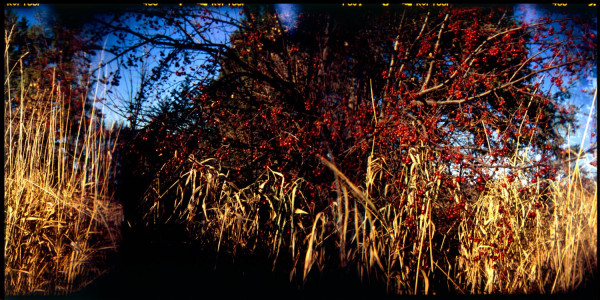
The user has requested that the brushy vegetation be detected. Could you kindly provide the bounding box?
[453,150,597,294]
[4,7,597,296]
[4,29,123,295]
[138,98,597,295]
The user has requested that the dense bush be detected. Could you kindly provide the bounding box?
[106,4,596,294]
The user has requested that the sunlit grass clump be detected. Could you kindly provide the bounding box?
[454,160,597,293]
[4,49,123,294]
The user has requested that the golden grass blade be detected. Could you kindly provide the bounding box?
[317,154,387,230]
[303,212,324,284]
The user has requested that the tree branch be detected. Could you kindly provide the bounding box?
[423,59,585,105]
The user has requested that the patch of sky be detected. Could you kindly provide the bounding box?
[9,5,53,27]
[274,4,300,34]
[85,4,244,130]
[513,4,597,175]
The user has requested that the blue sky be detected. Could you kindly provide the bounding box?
[10,5,51,26]
[514,3,597,174]
[7,4,241,128]
[92,5,242,129]
[274,4,300,33]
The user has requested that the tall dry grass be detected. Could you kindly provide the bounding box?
[4,27,123,295]
[453,91,597,294]
[140,100,596,295]
[452,157,597,294]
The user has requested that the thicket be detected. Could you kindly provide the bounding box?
[4,4,597,295]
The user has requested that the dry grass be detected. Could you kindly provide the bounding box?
[139,103,596,295]
[453,91,597,294]
[453,158,596,294]
[141,139,453,294]
[4,29,123,295]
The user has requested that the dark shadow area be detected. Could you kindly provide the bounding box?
[59,225,391,299]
